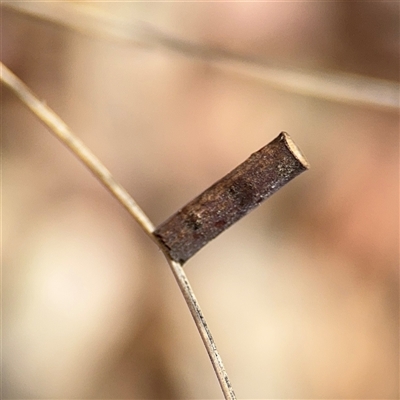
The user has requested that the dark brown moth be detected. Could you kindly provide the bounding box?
[154,132,309,264]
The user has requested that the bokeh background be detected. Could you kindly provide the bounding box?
[2,2,399,399]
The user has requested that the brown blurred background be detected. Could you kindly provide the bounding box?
[2,2,399,399]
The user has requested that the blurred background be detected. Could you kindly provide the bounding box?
[2,2,399,399]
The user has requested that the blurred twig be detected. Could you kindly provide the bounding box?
[0,62,236,400]
[4,1,399,111]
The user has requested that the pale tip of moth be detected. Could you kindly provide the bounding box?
[281,132,310,169]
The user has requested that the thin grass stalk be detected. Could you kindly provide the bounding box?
[4,1,399,111]
[0,62,236,400]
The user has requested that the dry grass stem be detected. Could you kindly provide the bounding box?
[0,62,155,237]
[4,1,399,111]
[0,62,236,400]
[168,259,236,400]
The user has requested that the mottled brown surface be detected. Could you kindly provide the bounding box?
[154,132,308,263]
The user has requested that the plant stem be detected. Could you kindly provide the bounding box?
[4,1,399,111]
[1,62,236,400]
[168,259,236,400]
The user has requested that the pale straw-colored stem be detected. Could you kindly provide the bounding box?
[0,62,236,400]
[4,1,399,111]
[168,259,236,400]
[1,63,155,236]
